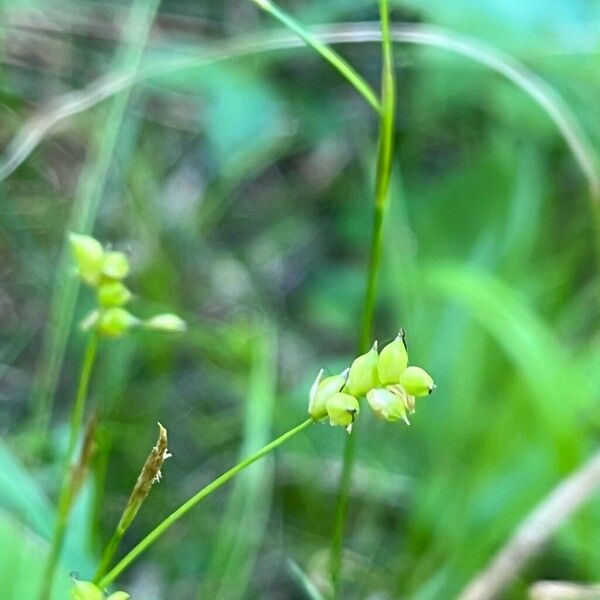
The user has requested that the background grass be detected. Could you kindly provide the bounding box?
[1,0,599,598]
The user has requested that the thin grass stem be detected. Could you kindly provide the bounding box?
[39,333,99,600]
[330,1,397,596]
[97,418,314,589]
[250,0,381,114]
[2,23,598,210]
[94,529,124,584]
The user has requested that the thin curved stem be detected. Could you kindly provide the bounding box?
[250,0,381,114]
[330,1,397,596]
[39,333,99,600]
[67,334,100,462]
[94,528,124,584]
[97,418,314,589]
[1,23,597,209]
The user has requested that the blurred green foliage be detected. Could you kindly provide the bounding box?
[0,0,599,598]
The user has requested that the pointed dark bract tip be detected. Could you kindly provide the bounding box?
[397,328,408,351]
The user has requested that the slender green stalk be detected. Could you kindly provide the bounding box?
[203,325,278,599]
[250,0,381,114]
[94,529,124,584]
[97,418,314,589]
[39,333,99,600]
[330,0,397,595]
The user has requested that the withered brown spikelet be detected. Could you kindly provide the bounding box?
[117,422,171,534]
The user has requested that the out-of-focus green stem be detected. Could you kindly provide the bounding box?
[330,0,397,596]
[97,418,314,589]
[39,333,99,600]
[250,0,381,114]
[29,0,161,449]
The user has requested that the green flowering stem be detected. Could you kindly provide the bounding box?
[40,333,100,600]
[97,418,314,589]
[330,0,396,595]
[358,0,396,354]
[250,0,381,114]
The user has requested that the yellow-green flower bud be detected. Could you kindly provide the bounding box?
[308,368,349,420]
[69,232,104,286]
[107,593,131,600]
[388,384,416,413]
[98,281,132,307]
[71,581,103,600]
[326,392,359,432]
[144,313,187,333]
[101,250,130,280]
[377,330,408,385]
[97,308,139,337]
[80,309,100,332]
[398,366,435,397]
[346,342,380,397]
[367,388,410,424]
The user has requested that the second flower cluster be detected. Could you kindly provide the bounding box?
[69,232,186,337]
[308,331,435,432]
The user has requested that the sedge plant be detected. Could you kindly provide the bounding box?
[6,2,596,598]
[40,233,185,600]
[82,331,434,596]
[57,2,403,596]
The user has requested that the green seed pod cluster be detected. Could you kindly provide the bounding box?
[69,232,186,338]
[307,329,435,431]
